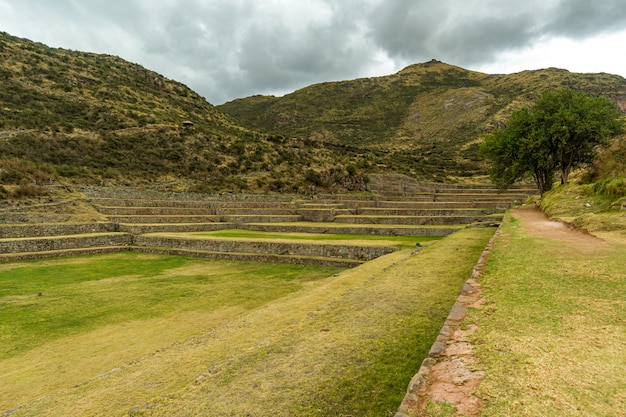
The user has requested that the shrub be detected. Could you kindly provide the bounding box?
[12,183,47,199]
[585,177,626,199]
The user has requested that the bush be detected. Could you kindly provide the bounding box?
[12,183,47,199]
[585,177,626,199]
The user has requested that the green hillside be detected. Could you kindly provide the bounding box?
[1,31,625,195]
[0,32,338,194]
[219,60,626,180]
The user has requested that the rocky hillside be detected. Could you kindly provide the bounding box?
[1,31,625,196]
[219,59,626,181]
[0,32,352,194]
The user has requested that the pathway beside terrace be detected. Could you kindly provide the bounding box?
[395,205,617,417]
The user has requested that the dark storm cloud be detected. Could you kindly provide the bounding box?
[1,0,625,104]
[366,0,626,73]
[547,0,626,38]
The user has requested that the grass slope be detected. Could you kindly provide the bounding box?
[468,212,626,416]
[219,61,626,181]
[0,228,495,416]
[3,30,625,190]
[0,253,342,411]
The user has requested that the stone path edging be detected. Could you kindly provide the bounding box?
[395,225,501,417]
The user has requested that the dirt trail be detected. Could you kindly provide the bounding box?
[397,206,613,417]
[511,205,610,248]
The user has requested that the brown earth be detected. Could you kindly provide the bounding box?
[511,205,611,248]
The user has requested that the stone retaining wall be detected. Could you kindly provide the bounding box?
[334,215,498,225]
[215,208,297,215]
[134,236,396,261]
[89,198,213,208]
[358,201,513,209]
[356,208,499,216]
[0,243,364,267]
[97,207,216,216]
[220,214,303,223]
[240,223,461,236]
[297,209,337,222]
[106,215,221,224]
[0,247,127,262]
[118,223,233,234]
[0,233,132,253]
[0,223,116,238]
[128,247,362,268]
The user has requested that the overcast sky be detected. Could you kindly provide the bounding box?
[1,0,625,104]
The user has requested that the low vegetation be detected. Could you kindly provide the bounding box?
[539,178,626,240]
[468,210,625,417]
[1,28,625,417]
[2,32,626,192]
[481,89,624,194]
[0,228,494,416]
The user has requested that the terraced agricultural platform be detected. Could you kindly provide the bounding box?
[1,182,534,265]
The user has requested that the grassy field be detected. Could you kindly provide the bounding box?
[0,228,494,416]
[468,211,626,416]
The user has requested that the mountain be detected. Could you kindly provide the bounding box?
[218,59,626,181]
[1,31,625,196]
[0,32,325,193]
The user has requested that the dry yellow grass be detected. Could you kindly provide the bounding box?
[468,211,626,417]
[2,228,495,416]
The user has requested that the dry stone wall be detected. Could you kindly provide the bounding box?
[0,233,132,253]
[133,236,396,261]
[0,223,117,238]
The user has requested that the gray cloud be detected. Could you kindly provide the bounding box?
[546,0,626,38]
[1,0,625,104]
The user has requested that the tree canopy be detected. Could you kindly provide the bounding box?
[481,89,624,194]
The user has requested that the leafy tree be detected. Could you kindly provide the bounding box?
[482,89,623,194]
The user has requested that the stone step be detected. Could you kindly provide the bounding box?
[307,199,517,209]
[90,198,296,209]
[210,201,296,209]
[237,222,464,237]
[297,208,353,222]
[380,194,526,203]
[0,223,116,238]
[214,208,297,215]
[128,246,362,268]
[89,198,212,208]
[371,186,534,195]
[297,203,347,209]
[106,214,304,224]
[373,201,515,209]
[118,223,234,234]
[220,214,304,223]
[333,214,502,225]
[133,235,396,262]
[0,246,128,262]
[106,215,222,224]
[0,233,132,254]
[96,206,216,216]
[355,208,502,216]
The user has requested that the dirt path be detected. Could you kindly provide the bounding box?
[396,206,612,417]
[511,205,610,248]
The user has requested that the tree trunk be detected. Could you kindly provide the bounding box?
[534,168,554,195]
[560,165,571,185]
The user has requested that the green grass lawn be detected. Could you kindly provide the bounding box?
[0,253,342,361]
[468,213,626,417]
[0,228,494,416]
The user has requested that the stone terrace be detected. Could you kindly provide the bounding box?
[0,182,534,266]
